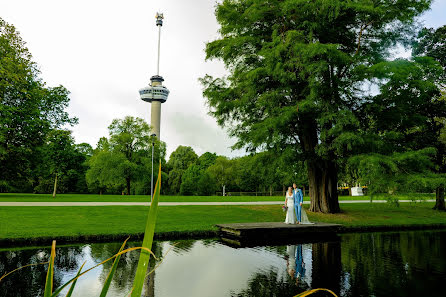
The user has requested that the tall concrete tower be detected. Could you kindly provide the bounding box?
[139,13,169,139]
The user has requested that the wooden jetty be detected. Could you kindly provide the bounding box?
[216,222,342,247]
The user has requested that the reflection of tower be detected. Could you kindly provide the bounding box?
[142,242,162,297]
[139,13,170,139]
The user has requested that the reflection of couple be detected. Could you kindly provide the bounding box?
[284,183,311,224]
[286,244,306,282]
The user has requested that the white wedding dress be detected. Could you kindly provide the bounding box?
[300,207,313,224]
[284,193,296,224]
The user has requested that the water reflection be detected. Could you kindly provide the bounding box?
[0,231,445,297]
[0,244,85,296]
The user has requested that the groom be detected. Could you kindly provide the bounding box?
[293,183,303,224]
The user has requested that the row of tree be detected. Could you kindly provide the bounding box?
[82,118,310,196]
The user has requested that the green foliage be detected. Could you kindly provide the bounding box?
[0,18,77,191]
[413,25,446,72]
[32,130,89,195]
[196,171,217,196]
[180,165,202,196]
[196,152,218,170]
[167,146,198,194]
[207,156,236,193]
[86,151,127,193]
[86,116,166,195]
[347,148,445,195]
[179,152,219,196]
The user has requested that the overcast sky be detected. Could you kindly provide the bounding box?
[2,0,445,159]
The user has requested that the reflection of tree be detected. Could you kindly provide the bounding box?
[0,245,84,297]
[341,231,446,297]
[230,268,310,297]
[169,239,196,253]
[89,241,163,296]
[311,241,341,297]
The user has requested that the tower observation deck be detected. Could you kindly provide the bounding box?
[139,12,169,139]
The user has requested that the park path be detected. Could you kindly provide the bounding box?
[0,200,435,206]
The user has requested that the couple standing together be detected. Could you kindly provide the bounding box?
[284,183,310,224]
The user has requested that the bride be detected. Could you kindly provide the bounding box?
[284,187,296,224]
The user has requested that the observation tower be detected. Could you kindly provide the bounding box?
[139,13,169,139]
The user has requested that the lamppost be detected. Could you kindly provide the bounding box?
[151,133,156,203]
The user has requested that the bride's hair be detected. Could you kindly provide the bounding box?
[287,187,292,194]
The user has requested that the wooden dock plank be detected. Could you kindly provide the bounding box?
[216,222,342,247]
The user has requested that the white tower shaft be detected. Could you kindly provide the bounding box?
[151,100,161,139]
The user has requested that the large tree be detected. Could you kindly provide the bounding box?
[207,156,236,195]
[0,18,77,191]
[202,0,432,213]
[167,146,198,194]
[86,116,166,195]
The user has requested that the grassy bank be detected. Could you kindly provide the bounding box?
[0,192,435,202]
[0,203,444,241]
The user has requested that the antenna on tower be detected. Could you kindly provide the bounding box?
[155,12,163,76]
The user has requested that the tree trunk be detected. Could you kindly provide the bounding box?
[269,185,272,196]
[307,159,340,213]
[300,118,340,213]
[52,173,58,198]
[126,177,131,195]
[433,185,445,210]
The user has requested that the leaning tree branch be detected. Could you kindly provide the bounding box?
[339,20,374,79]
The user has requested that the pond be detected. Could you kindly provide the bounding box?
[0,230,445,297]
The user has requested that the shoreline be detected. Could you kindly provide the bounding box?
[2,223,446,249]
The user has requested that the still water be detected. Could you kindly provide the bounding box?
[0,230,445,297]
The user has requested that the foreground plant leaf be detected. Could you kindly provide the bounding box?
[294,288,338,297]
[44,240,56,297]
[65,262,85,297]
[99,238,129,297]
[131,163,162,297]
[0,262,49,283]
[50,246,157,297]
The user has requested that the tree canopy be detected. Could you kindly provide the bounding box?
[0,17,77,192]
[86,116,166,195]
[202,0,434,212]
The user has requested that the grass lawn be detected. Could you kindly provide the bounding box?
[0,203,444,240]
[0,192,435,202]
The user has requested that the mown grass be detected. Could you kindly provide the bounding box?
[0,192,435,202]
[0,203,444,240]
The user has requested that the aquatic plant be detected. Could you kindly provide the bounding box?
[0,164,163,297]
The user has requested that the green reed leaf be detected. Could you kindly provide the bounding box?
[131,163,162,297]
[50,246,156,297]
[99,238,129,297]
[65,262,85,297]
[44,240,56,297]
